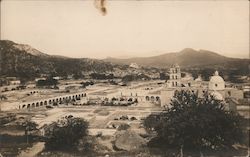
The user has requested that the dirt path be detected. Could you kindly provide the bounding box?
[18,142,45,157]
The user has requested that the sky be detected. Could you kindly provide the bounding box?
[1,0,249,59]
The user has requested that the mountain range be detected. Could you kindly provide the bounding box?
[0,40,114,80]
[104,48,249,68]
[0,40,249,80]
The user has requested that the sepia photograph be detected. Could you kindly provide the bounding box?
[0,0,249,156]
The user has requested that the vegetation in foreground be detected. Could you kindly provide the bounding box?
[1,90,248,157]
[39,90,248,157]
[144,90,248,156]
[44,117,89,151]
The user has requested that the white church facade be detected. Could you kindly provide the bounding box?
[160,65,244,107]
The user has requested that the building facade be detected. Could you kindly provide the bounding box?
[167,64,181,87]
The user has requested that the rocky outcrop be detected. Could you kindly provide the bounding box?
[114,130,146,151]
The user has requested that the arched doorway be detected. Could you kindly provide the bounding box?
[150,96,155,102]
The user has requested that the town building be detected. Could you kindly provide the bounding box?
[5,77,21,85]
[208,71,225,91]
[161,65,245,108]
[129,63,140,69]
[166,64,181,87]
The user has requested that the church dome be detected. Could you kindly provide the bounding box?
[209,71,225,91]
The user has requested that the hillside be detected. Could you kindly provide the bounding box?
[12,42,49,57]
[0,40,114,80]
[104,48,249,69]
[0,40,249,81]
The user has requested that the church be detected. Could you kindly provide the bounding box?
[160,64,244,109]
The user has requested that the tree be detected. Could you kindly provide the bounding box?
[181,72,186,78]
[22,120,38,144]
[159,73,168,80]
[44,117,89,151]
[143,114,161,133]
[36,77,58,87]
[117,123,130,131]
[73,72,84,79]
[145,90,244,156]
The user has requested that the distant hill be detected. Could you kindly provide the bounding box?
[0,40,114,80]
[104,48,249,69]
[0,40,249,82]
[11,42,49,57]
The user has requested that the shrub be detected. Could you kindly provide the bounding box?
[44,117,89,151]
[145,90,245,154]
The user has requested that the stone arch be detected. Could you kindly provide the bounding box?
[40,101,43,106]
[81,94,84,97]
[36,102,39,107]
[32,103,35,107]
[150,96,155,101]
[145,96,150,101]
[134,98,138,103]
[128,98,133,102]
[22,104,26,108]
[44,101,47,105]
[27,104,30,108]
[49,100,52,104]
[156,96,160,101]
